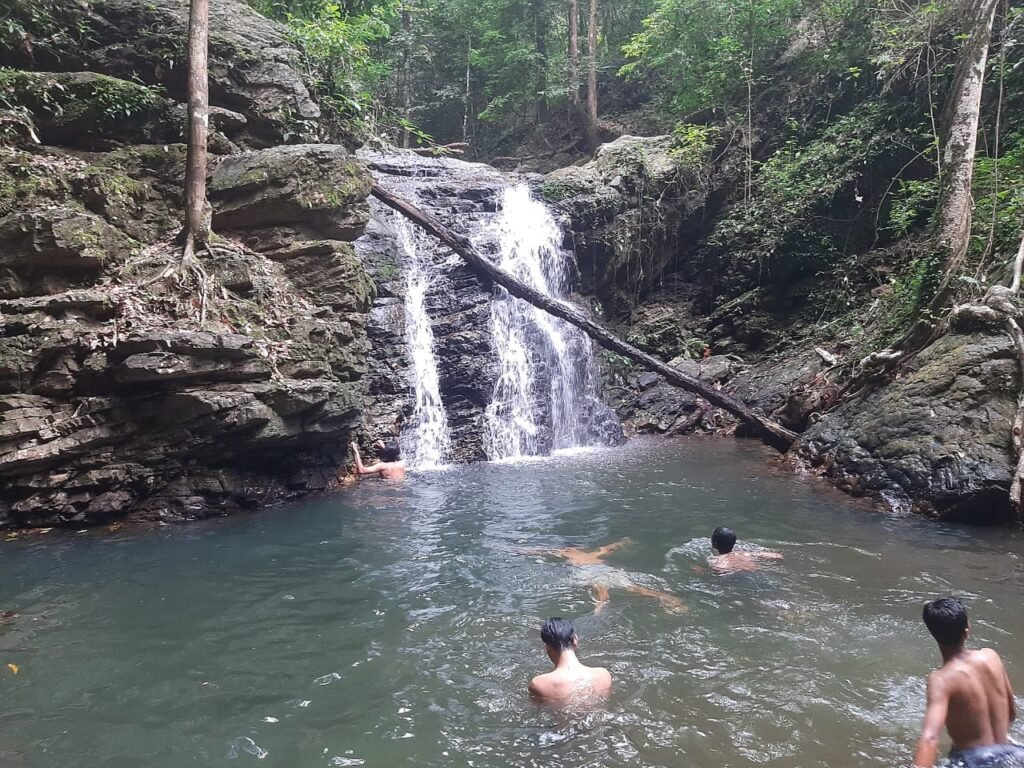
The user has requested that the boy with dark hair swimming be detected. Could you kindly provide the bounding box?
[914,597,1022,768]
[528,617,611,702]
[709,526,783,574]
[350,440,406,479]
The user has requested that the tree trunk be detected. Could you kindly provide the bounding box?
[925,0,1000,313]
[463,36,472,144]
[840,0,1000,395]
[533,0,548,123]
[182,0,211,261]
[371,183,798,453]
[568,0,580,113]
[400,2,413,149]
[583,0,600,151]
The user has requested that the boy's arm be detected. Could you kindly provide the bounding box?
[350,442,382,475]
[1004,667,1017,723]
[914,674,949,768]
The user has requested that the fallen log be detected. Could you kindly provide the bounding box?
[411,142,470,157]
[371,182,799,453]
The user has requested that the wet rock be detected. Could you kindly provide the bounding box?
[799,333,1018,523]
[357,149,623,461]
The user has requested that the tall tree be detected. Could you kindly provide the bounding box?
[182,0,211,265]
[568,0,580,113]
[532,0,548,122]
[583,0,600,150]
[844,0,1003,393]
[925,0,1001,312]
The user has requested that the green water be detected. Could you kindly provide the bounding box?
[2,437,1023,767]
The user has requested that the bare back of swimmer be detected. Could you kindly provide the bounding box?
[528,617,611,703]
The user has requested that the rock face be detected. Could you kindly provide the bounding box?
[1,0,321,148]
[0,141,374,527]
[0,0,388,528]
[539,135,737,315]
[799,333,1019,523]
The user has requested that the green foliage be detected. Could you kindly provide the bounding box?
[969,135,1024,278]
[668,123,718,172]
[1,0,94,62]
[887,177,939,237]
[621,0,803,116]
[539,179,589,203]
[248,0,394,127]
[712,103,899,285]
[0,69,166,129]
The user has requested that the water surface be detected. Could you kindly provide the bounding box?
[2,438,1024,767]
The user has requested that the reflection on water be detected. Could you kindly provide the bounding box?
[2,437,1024,768]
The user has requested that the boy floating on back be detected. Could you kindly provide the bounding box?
[913,597,1022,768]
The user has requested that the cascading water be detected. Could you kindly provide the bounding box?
[396,218,451,469]
[484,185,604,460]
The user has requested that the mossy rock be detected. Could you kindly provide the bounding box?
[75,144,187,242]
[0,147,75,216]
[210,144,372,239]
[0,69,179,148]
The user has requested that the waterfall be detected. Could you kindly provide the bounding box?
[484,185,602,460]
[397,218,451,469]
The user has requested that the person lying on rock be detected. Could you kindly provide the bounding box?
[533,538,686,615]
[913,597,1023,768]
[350,440,406,480]
[528,617,611,703]
[707,527,783,575]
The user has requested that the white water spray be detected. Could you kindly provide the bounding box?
[484,185,601,460]
[397,219,451,469]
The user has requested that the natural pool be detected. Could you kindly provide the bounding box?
[2,437,1023,768]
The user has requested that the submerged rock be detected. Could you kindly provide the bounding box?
[800,333,1019,523]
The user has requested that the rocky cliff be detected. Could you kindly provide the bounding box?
[0,0,375,526]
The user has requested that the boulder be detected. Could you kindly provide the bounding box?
[0,70,180,148]
[799,333,1019,523]
[210,144,372,239]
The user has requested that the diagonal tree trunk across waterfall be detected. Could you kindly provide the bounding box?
[371,183,799,453]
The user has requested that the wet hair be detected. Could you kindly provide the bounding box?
[378,442,401,462]
[540,617,576,651]
[923,597,968,646]
[712,526,737,554]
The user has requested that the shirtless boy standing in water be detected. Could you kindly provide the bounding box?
[529,617,611,702]
[914,597,1023,768]
[543,539,686,614]
[350,441,406,480]
[708,527,783,575]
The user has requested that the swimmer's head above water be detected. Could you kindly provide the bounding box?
[711,526,737,554]
[541,616,577,661]
[530,617,612,700]
[376,441,402,462]
[923,596,969,648]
